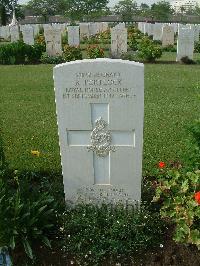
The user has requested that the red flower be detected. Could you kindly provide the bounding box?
[194,191,200,204]
[158,161,166,168]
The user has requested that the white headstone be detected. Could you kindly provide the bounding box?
[10,25,20,42]
[22,25,34,45]
[0,26,10,40]
[32,24,40,36]
[162,25,174,46]
[153,23,163,41]
[115,23,125,30]
[44,27,62,56]
[138,22,144,33]
[54,59,144,204]
[80,23,90,40]
[177,28,194,61]
[68,26,80,46]
[111,27,127,58]
[89,23,99,36]
[146,23,154,36]
[102,22,109,32]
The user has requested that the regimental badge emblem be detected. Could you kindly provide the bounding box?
[87,117,115,157]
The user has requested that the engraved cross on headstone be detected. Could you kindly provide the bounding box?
[67,103,135,185]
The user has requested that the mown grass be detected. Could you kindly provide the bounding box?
[0,62,200,174]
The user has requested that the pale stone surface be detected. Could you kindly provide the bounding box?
[32,24,40,36]
[115,23,125,30]
[171,23,178,34]
[101,22,109,32]
[44,27,62,56]
[10,25,19,42]
[22,25,34,45]
[177,27,194,61]
[146,23,154,36]
[68,26,80,46]
[0,26,10,40]
[138,22,143,32]
[54,59,144,204]
[80,23,90,39]
[162,25,174,46]
[153,23,163,41]
[111,27,127,58]
[89,23,99,36]
[143,23,148,34]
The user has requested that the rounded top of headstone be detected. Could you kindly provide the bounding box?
[54,58,144,71]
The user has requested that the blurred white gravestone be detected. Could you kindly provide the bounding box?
[111,27,127,58]
[162,25,174,46]
[153,23,163,41]
[80,23,90,40]
[54,59,144,204]
[10,25,19,42]
[0,26,10,40]
[22,25,34,45]
[33,24,40,37]
[44,27,62,56]
[68,26,80,46]
[89,23,99,36]
[177,28,194,61]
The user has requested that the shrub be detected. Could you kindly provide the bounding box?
[138,37,162,62]
[0,41,45,65]
[162,44,176,52]
[98,29,111,40]
[194,41,200,53]
[185,119,200,170]
[62,32,68,47]
[0,170,60,259]
[0,169,64,263]
[180,56,196,65]
[128,34,138,51]
[64,203,166,265]
[40,52,65,64]
[26,43,45,63]
[121,51,137,61]
[63,45,82,61]
[35,34,46,47]
[86,35,100,45]
[153,165,200,249]
[86,45,104,59]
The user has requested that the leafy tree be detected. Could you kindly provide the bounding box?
[151,1,174,21]
[66,0,109,22]
[0,0,17,25]
[139,2,151,17]
[15,4,25,20]
[27,0,67,22]
[114,0,138,21]
[193,4,200,16]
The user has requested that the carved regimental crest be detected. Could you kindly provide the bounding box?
[87,117,115,157]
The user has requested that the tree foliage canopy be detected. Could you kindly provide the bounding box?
[151,1,174,20]
[27,0,67,20]
[0,0,17,25]
[65,0,109,21]
[114,0,138,21]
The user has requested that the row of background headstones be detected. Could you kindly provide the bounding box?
[0,22,199,61]
[138,22,200,61]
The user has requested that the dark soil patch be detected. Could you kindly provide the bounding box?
[13,236,200,266]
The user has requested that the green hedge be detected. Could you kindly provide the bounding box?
[0,41,45,65]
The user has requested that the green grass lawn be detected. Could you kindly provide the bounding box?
[1,62,200,175]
